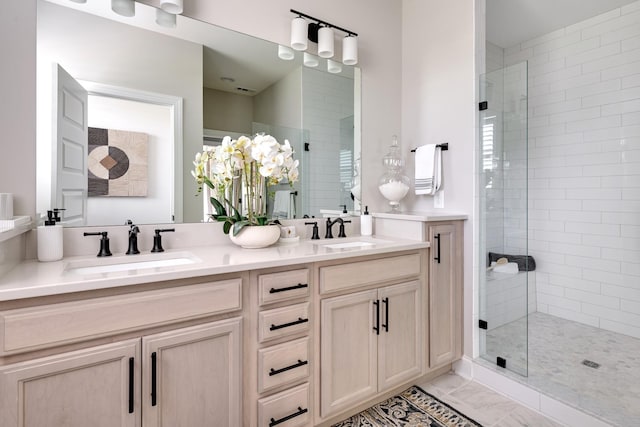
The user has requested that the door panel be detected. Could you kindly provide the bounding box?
[0,340,140,427]
[320,289,378,417]
[378,280,422,389]
[142,318,241,427]
[54,64,88,226]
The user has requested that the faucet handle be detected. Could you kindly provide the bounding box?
[83,231,112,257]
[338,220,351,238]
[151,228,175,253]
[304,222,320,240]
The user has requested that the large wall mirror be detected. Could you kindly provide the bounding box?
[36,0,361,226]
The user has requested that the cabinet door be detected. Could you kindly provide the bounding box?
[320,289,378,418]
[429,222,463,367]
[378,280,422,390]
[0,340,140,427]
[142,318,241,427]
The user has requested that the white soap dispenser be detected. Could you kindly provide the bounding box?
[37,210,64,262]
[360,206,372,236]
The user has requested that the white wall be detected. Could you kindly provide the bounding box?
[203,88,254,134]
[402,0,477,358]
[254,68,302,131]
[504,1,640,338]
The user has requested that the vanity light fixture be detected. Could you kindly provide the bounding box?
[160,0,183,15]
[290,9,358,65]
[290,17,308,51]
[277,45,295,60]
[303,52,319,68]
[155,8,177,28]
[112,0,135,17]
[327,59,342,74]
[342,35,358,65]
[317,26,334,58]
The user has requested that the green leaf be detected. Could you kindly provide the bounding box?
[232,220,250,236]
[223,220,233,234]
[203,176,215,190]
[209,197,227,217]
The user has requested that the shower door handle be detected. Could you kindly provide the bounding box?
[434,233,441,264]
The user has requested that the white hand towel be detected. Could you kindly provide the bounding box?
[415,144,441,195]
[272,190,292,219]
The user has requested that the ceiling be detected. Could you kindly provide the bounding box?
[487,0,637,48]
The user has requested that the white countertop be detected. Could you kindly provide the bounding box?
[372,211,468,221]
[0,236,428,302]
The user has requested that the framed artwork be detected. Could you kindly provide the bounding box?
[88,127,148,197]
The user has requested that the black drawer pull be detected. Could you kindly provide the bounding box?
[434,233,441,264]
[382,297,389,332]
[270,317,309,331]
[269,283,308,293]
[269,359,309,376]
[151,352,157,406]
[373,300,380,335]
[269,407,308,426]
[128,357,134,414]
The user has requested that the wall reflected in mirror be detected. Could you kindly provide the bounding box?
[36,0,361,227]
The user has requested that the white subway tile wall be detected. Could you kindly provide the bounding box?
[301,68,355,216]
[501,0,640,337]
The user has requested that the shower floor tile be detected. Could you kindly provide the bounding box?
[483,312,640,426]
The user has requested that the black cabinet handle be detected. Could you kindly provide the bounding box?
[151,352,157,407]
[128,357,134,414]
[382,297,389,332]
[373,300,380,335]
[269,283,308,294]
[269,407,308,426]
[270,317,309,331]
[434,233,441,264]
[269,359,309,376]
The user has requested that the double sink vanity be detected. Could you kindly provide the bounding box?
[0,214,465,427]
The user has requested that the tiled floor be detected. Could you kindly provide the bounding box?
[418,372,565,427]
[482,312,640,426]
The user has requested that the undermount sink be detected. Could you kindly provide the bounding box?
[317,238,392,250]
[64,251,199,275]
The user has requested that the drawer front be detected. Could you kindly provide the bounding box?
[258,269,310,306]
[258,383,310,427]
[319,253,422,294]
[0,278,242,355]
[258,337,309,393]
[259,302,310,343]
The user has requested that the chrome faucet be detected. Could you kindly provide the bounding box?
[325,217,352,239]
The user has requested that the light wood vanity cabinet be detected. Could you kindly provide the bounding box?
[427,221,464,368]
[247,267,313,427]
[0,277,243,427]
[317,252,424,420]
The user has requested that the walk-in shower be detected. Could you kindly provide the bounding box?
[479,1,640,425]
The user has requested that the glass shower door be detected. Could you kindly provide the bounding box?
[478,61,529,376]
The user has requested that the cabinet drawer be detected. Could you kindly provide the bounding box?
[0,278,242,355]
[319,253,422,294]
[259,303,310,343]
[258,383,310,427]
[258,269,310,306]
[258,337,309,393]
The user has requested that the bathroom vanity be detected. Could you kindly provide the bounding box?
[0,219,464,427]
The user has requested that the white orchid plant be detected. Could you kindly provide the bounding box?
[192,134,299,236]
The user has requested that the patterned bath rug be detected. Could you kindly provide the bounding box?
[332,385,483,427]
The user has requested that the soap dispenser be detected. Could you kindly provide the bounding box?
[360,206,372,236]
[37,210,63,262]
